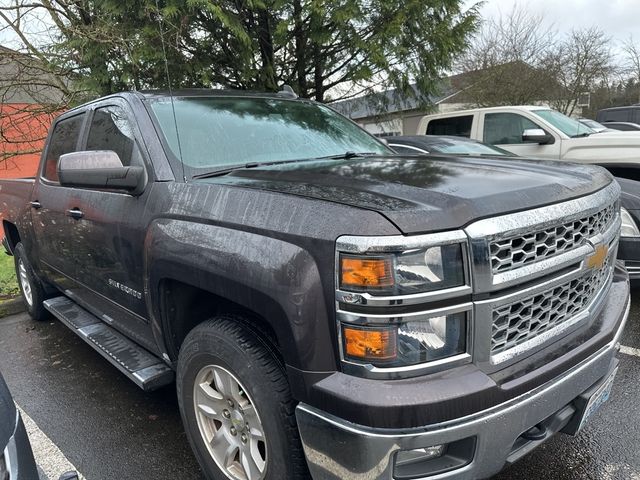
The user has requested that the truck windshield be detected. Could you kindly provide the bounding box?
[147,96,390,176]
[532,109,595,138]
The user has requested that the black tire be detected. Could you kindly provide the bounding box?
[13,242,49,321]
[177,316,309,480]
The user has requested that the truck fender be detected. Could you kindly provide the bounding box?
[144,219,337,372]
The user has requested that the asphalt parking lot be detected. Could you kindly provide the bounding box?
[1,295,640,480]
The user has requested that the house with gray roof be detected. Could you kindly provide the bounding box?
[330,73,470,137]
[330,62,562,136]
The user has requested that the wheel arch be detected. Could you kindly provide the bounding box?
[157,277,287,365]
[145,219,338,373]
[2,220,21,254]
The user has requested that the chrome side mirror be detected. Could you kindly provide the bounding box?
[58,151,146,194]
[522,129,554,145]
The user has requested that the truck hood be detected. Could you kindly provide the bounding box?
[563,133,640,164]
[206,155,613,234]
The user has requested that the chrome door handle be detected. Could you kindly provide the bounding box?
[30,201,41,209]
[67,208,84,219]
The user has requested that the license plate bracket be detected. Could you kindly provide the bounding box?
[562,366,618,436]
[578,367,617,432]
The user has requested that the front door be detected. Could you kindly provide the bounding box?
[66,101,156,351]
[481,112,560,159]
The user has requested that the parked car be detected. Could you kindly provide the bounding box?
[0,369,38,480]
[387,134,516,157]
[577,118,615,133]
[388,135,640,284]
[596,105,640,124]
[616,176,640,282]
[0,89,630,480]
[601,121,640,132]
[1,369,78,480]
[415,106,640,170]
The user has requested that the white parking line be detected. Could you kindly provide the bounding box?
[620,345,640,358]
[17,406,84,480]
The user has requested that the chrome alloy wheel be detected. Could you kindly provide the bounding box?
[194,365,268,480]
[18,259,33,307]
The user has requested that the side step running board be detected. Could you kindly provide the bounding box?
[44,296,174,391]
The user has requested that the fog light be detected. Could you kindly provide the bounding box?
[396,444,446,466]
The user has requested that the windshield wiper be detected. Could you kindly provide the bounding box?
[192,152,380,180]
[192,162,260,179]
[315,151,379,160]
[571,132,591,138]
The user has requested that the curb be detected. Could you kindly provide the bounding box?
[0,297,25,317]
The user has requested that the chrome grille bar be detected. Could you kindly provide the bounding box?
[491,255,612,357]
[490,203,616,274]
[465,182,621,293]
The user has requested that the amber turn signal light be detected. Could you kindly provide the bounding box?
[340,255,394,289]
[343,326,397,362]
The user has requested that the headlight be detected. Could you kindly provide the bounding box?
[336,232,471,376]
[339,243,465,295]
[341,311,468,367]
[620,207,640,237]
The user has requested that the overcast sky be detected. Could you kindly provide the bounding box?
[469,0,640,50]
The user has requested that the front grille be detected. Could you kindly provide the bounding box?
[490,203,616,275]
[491,256,612,356]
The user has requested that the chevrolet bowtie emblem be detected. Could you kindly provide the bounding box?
[587,244,608,270]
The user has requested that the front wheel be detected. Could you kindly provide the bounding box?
[13,242,49,321]
[176,316,309,480]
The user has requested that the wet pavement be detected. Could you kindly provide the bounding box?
[1,295,639,480]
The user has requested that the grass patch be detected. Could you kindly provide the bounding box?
[0,253,19,298]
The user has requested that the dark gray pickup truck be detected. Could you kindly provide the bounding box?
[0,90,630,480]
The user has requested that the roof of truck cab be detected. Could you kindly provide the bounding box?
[60,89,306,116]
[137,89,304,100]
[422,105,552,119]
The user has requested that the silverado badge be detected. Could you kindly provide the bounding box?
[587,244,609,270]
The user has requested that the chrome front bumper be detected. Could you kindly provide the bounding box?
[296,281,630,480]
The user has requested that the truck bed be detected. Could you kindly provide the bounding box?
[0,177,35,233]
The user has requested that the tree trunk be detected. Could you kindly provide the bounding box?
[293,0,307,97]
[256,8,277,91]
[313,43,323,102]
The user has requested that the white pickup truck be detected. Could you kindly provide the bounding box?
[416,106,640,171]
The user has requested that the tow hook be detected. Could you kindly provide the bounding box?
[521,424,547,441]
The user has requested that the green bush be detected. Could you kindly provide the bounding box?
[0,254,19,298]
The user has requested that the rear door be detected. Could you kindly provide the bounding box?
[31,111,87,290]
[67,99,157,350]
[479,111,560,159]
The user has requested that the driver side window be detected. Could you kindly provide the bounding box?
[86,105,142,167]
[484,113,541,145]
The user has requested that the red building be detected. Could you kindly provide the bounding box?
[0,46,65,224]
[0,103,55,179]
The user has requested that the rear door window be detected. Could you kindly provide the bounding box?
[43,113,85,182]
[425,116,473,137]
[86,105,142,167]
[483,113,541,145]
